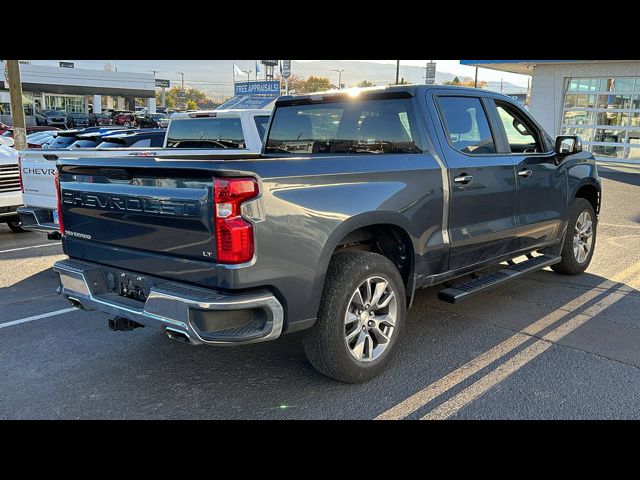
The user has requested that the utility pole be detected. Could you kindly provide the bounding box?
[179,72,185,91]
[6,60,27,150]
[526,76,531,106]
[395,60,400,85]
[500,77,503,93]
[474,67,478,88]
[332,69,344,89]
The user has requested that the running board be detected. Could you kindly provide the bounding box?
[437,254,562,304]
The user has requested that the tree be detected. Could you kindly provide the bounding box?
[357,80,374,88]
[186,100,197,110]
[281,74,334,94]
[156,86,211,109]
[443,77,487,88]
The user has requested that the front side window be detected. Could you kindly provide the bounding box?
[266,98,422,154]
[495,102,543,153]
[437,96,496,155]
[165,117,245,149]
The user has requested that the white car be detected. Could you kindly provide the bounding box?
[0,144,24,233]
[18,109,272,237]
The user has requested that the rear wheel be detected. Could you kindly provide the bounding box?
[551,198,597,275]
[302,251,406,383]
[7,221,26,233]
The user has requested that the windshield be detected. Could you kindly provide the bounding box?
[265,98,422,154]
[165,117,245,149]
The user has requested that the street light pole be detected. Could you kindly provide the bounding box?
[179,72,184,91]
[474,67,478,88]
[332,69,344,89]
[395,60,400,85]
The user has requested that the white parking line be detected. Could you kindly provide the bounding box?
[0,243,61,254]
[0,307,76,330]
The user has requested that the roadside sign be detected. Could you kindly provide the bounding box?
[425,62,436,85]
[155,79,170,88]
[261,60,279,67]
[281,60,291,79]
[59,61,74,68]
[234,81,281,96]
[178,91,186,99]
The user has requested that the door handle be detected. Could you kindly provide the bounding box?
[517,169,533,178]
[454,174,473,185]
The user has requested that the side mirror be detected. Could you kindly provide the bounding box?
[555,135,582,155]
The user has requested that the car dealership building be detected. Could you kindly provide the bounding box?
[462,60,640,162]
[0,61,157,125]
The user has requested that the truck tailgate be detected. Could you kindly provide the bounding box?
[20,151,58,209]
[59,163,215,261]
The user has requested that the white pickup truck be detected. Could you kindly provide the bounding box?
[0,144,23,232]
[18,109,271,238]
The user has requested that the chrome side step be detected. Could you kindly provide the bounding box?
[437,254,562,304]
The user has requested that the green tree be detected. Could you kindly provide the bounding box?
[156,86,210,109]
[186,100,197,110]
[282,74,333,94]
[357,80,374,88]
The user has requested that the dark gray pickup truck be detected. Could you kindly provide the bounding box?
[52,85,601,383]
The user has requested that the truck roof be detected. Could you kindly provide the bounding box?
[276,84,521,105]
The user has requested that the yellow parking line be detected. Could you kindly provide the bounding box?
[375,259,640,421]
[422,286,632,420]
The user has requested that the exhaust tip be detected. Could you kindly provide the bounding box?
[166,328,192,344]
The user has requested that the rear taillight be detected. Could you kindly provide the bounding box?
[213,177,259,264]
[54,169,65,235]
[17,155,23,192]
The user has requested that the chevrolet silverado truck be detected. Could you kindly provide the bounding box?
[52,86,600,383]
[18,109,271,238]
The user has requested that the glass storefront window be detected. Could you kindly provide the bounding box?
[589,144,626,158]
[563,77,640,160]
[595,111,629,127]
[597,94,632,110]
[561,127,593,141]
[564,94,596,109]
[568,78,599,92]
[628,146,640,160]
[563,110,594,125]
[593,128,626,144]
[44,95,85,113]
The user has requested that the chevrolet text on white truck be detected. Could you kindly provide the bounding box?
[0,144,24,233]
[18,109,270,238]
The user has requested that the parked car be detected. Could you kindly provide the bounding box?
[112,111,137,127]
[25,131,58,149]
[95,129,166,148]
[67,128,131,148]
[67,112,90,128]
[36,110,68,128]
[51,86,600,383]
[0,122,11,135]
[136,113,170,128]
[0,143,23,232]
[88,113,113,126]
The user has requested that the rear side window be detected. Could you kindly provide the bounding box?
[266,98,422,154]
[165,117,245,149]
[254,115,270,140]
[437,96,496,154]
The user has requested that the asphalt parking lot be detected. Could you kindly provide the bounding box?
[1,162,639,420]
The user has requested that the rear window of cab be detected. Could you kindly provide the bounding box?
[165,117,245,149]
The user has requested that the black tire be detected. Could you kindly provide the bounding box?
[302,251,406,383]
[551,198,597,275]
[7,221,26,233]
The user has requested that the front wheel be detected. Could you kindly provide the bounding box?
[551,198,597,275]
[302,251,406,383]
[7,221,26,233]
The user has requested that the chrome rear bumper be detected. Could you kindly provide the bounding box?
[53,259,284,345]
